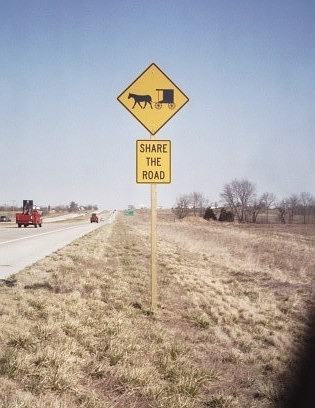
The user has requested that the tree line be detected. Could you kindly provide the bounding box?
[50,202,98,213]
[174,179,315,224]
[0,202,98,214]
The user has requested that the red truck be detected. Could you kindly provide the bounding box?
[16,200,43,228]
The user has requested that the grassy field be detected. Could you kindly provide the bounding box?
[0,212,314,407]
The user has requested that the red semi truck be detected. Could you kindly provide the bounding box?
[16,200,43,228]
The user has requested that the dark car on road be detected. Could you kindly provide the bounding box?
[90,213,99,223]
[0,215,11,222]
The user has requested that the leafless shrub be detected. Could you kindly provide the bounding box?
[174,194,191,219]
[174,192,208,219]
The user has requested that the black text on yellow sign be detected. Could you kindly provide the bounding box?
[136,140,171,184]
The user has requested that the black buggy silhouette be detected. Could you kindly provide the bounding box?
[155,89,175,110]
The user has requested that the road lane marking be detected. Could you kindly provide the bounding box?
[0,223,105,246]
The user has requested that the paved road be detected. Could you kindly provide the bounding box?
[44,209,105,223]
[0,211,116,280]
[44,213,88,223]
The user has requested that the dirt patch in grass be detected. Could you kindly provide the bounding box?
[0,213,314,407]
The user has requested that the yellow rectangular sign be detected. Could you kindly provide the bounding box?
[136,140,171,184]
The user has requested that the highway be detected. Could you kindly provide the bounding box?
[43,209,104,223]
[0,211,115,280]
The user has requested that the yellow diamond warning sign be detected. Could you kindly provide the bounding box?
[136,140,171,183]
[117,63,189,135]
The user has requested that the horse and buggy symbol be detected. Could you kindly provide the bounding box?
[128,89,175,110]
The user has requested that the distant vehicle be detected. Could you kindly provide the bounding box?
[16,200,43,228]
[0,215,11,222]
[90,213,99,223]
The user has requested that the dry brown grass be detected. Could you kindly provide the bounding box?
[0,211,314,407]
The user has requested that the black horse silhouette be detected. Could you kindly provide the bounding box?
[128,93,153,109]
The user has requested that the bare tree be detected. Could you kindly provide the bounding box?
[261,192,276,223]
[312,198,315,223]
[249,196,264,223]
[299,192,313,224]
[54,204,68,212]
[276,199,288,223]
[286,194,300,223]
[188,192,208,216]
[69,201,79,213]
[220,179,256,222]
[174,194,191,219]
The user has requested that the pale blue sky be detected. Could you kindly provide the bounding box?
[1,0,314,209]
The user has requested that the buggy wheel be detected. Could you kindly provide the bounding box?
[39,223,42,227]
[34,224,37,228]
[155,102,162,109]
[18,224,21,228]
[168,103,175,109]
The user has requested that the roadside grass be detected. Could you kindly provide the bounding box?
[0,212,314,407]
